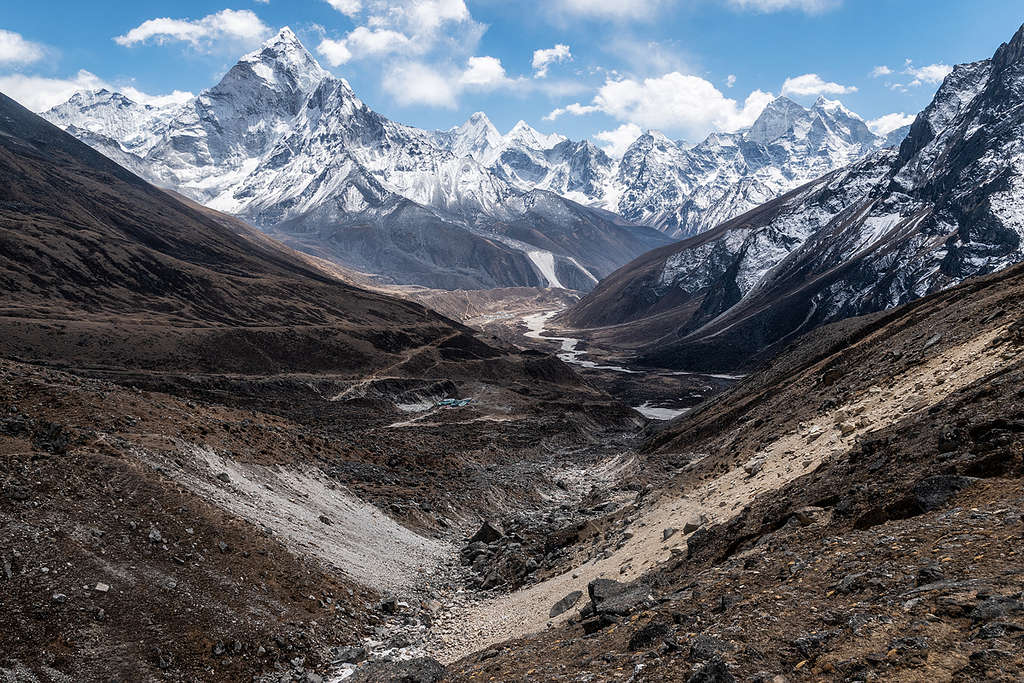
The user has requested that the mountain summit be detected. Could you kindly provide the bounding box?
[42,30,669,291]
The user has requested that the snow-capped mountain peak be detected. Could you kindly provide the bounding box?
[746,96,809,144]
[505,120,566,151]
[434,111,504,162]
[215,27,328,102]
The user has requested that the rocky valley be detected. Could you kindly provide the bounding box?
[2,9,1024,683]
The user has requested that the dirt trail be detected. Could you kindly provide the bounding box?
[425,326,1011,663]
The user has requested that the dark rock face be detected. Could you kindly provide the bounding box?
[628,621,671,651]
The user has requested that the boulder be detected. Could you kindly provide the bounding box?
[588,578,651,617]
[549,590,583,618]
[910,475,976,513]
[468,521,504,544]
[349,657,446,683]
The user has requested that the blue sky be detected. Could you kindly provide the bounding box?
[1,0,1022,154]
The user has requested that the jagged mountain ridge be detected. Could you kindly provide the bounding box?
[562,23,1024,372]
[39,28,670,291]
[430,97,908,240]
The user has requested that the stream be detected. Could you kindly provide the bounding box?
[521,311,693,420]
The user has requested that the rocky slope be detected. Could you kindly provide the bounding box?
[444,229,1024,683]
[0,89,650,682]
[40,29,671,292]
[563,23,1024,373]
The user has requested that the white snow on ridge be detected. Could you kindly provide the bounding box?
[527,250,564,289]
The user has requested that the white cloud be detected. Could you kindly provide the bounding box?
[317,26,413,65]
[0,70,105,112]
[594,123,643,157]
[781,73,857,96]
[904,60,952,86]
[544,102,600,121]
[532,44,571,78]
[325,0,362,17]
[459,56,515,89]
[551,0,668,20]
[867,112,915,136]
[552,0,839,19]
[0,29,46,66]
[383,54,523,107]
[726,0,840,12]
[549,72,774,139]
[113,9,272,51]
[316,38,353,66]
[0,69,192,112]
[316,0,482,70]
[383,61,458,108]
[877,60,953,91]
[119,88,194,107]
[726,74,737,88]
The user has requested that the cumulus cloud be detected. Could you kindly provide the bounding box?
[325,0,362,16]
[316,38,352,66]
[548,72,774,140]
[383,55,523,108]
[459,56,517,89]
[903,60,952,86]
[383,61,458,108]
[781,73,857,96]
[551,0,668,20]
[726,74,737,88]
[867,112,916,136]
[0,29,46,66]
[113,9,272,51]
[0,69,192,112]
[551,0,839,19]
[532,44,571,78]
[593,123,643,157]
[317,26,412,65]
[316,0,482,69]
[726,0,840,13]
[872,60,952,90]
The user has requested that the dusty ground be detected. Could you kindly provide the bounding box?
[437,261,1024,682]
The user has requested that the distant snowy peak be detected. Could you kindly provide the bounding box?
[433,111,503,163]
[610,95,895,237]
[504,120,567,151]
[43,89,177,153]
[42,26,905,268]
[747,96,810,144]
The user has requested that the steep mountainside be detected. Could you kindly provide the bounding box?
[563,23,1024,372]
[0,89,521,377]
[1,88,652,682]
[447,218,1024,683]
[39,29,670,291]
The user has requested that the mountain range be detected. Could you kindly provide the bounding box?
[563,23,1024,372]
[41,28,903,292]
[41,28,670,292]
